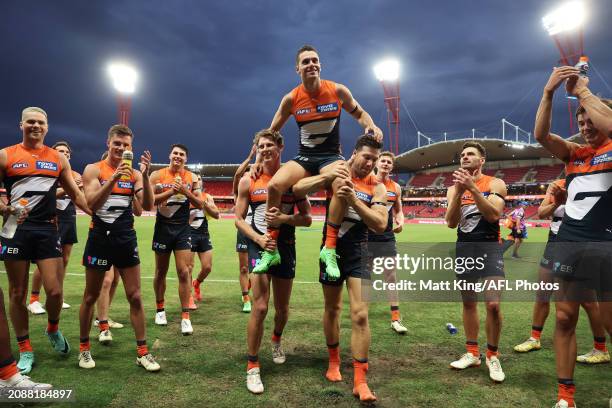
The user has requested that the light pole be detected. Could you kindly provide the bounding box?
[108,63,138,126]
[373,59,400,156]
[542,1,587,134]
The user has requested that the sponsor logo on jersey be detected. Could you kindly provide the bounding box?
[573,159,585,166]
[296,108,311,115]
[117,181,134,189]
[591,151,612,166]
[11,162,28,169]
[355,191,372,203]
[317,103,339,113]
[36,161,58,171]
[252,188,267,195]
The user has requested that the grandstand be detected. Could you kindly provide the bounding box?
[147,136,576,221]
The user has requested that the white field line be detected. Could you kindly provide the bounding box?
[0,270,319,285]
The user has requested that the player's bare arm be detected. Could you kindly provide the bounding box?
[338,182,388,233]
[454,171,506,223]
[150,170,175,205]
[534,67,581,162]
[203,194,220,219]
[569,75,612,137]
[538,182,565,219]
[445,185,462,228]
[234,175,274,251]
[293,162,350,197]
[233,144,256,196]
[392,191,404,233]
[58,153,88,212]
[83,162,129,212]
[336,83,383,141]
[180,173,204,209]
[269,92,293,132]
[265,197,312,228]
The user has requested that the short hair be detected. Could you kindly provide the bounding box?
[21,107,48,121]
[461,141,486,157]
[379,151,396,161]
[576,97,612,119]
[296,45,318,66]
[171,143,189,156]
[52,141,71,153]
[107,124,134,141]
[354,134,383,151]
[253,129,284,147]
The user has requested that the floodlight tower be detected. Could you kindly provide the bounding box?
[373,59,400,156]
[542,1,587,133]
[108,63,138,126]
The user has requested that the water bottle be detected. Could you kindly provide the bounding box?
[120,150,133,181]
[1,199,28,239]
[446,323,458,335]
[575,56,589,76]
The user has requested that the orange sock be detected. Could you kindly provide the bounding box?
[79,338,90,353]
[466,341,479,357]
[352,360,376,402]
[181,311,190,320]
[268,228,279,242]
[156,300,164,312]
[46,320,59,334]
[326,344,342,382]
[594,337,607,352]
[99,320,110,332]
[137,340,148,357]
[242,293,250,303]
[531,326,543,340]
[271,332,282,343]
[247,355,259,371]
[486,344,498,359]
[391,308,400,322]
[0,360,18,380]
[324,223,340,249]
[558,382,575,406]
[17,336,33,353]
[29,292,40,304]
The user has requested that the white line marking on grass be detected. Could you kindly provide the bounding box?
[0,270,319,285]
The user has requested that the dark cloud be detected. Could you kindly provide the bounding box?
[1,0,611,172]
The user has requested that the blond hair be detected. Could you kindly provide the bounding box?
[21,107,48,121]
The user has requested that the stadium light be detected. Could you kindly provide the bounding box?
[542,1,586,36]
[107,62,138,125]
[373,59,400,81]
[374,58,401,160]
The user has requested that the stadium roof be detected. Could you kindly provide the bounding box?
[394,135,583,173]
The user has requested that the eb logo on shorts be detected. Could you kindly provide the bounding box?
[0,245,19,255]
[86,256,108,266]
[153,242,167,250]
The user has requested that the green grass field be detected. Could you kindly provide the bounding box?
[2,218,610,407]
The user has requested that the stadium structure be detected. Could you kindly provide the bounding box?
[145,132,583,225]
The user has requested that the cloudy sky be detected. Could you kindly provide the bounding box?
[2,0,611,171]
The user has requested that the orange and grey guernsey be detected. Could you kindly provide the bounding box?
[368,178,400,242]
[457,174,501,242]
[189,192,209,235]
[291,79,343,155]
[323,174,378,244]
[156,167,195,225]
[91,160,135,232]
[2,143,62,230]
[559,139,612,241]
[56,170,81,221]
[248,173,296,242]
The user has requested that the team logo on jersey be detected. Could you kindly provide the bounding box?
[591,151,612,166]
[11,162,28,169]
[36,161,58,171]
[317,103,339,113]
[573,159,585,166]
[117,181,134,189]
[355,191,372,202]
[252,188,267,196]
[296,108,311,115]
